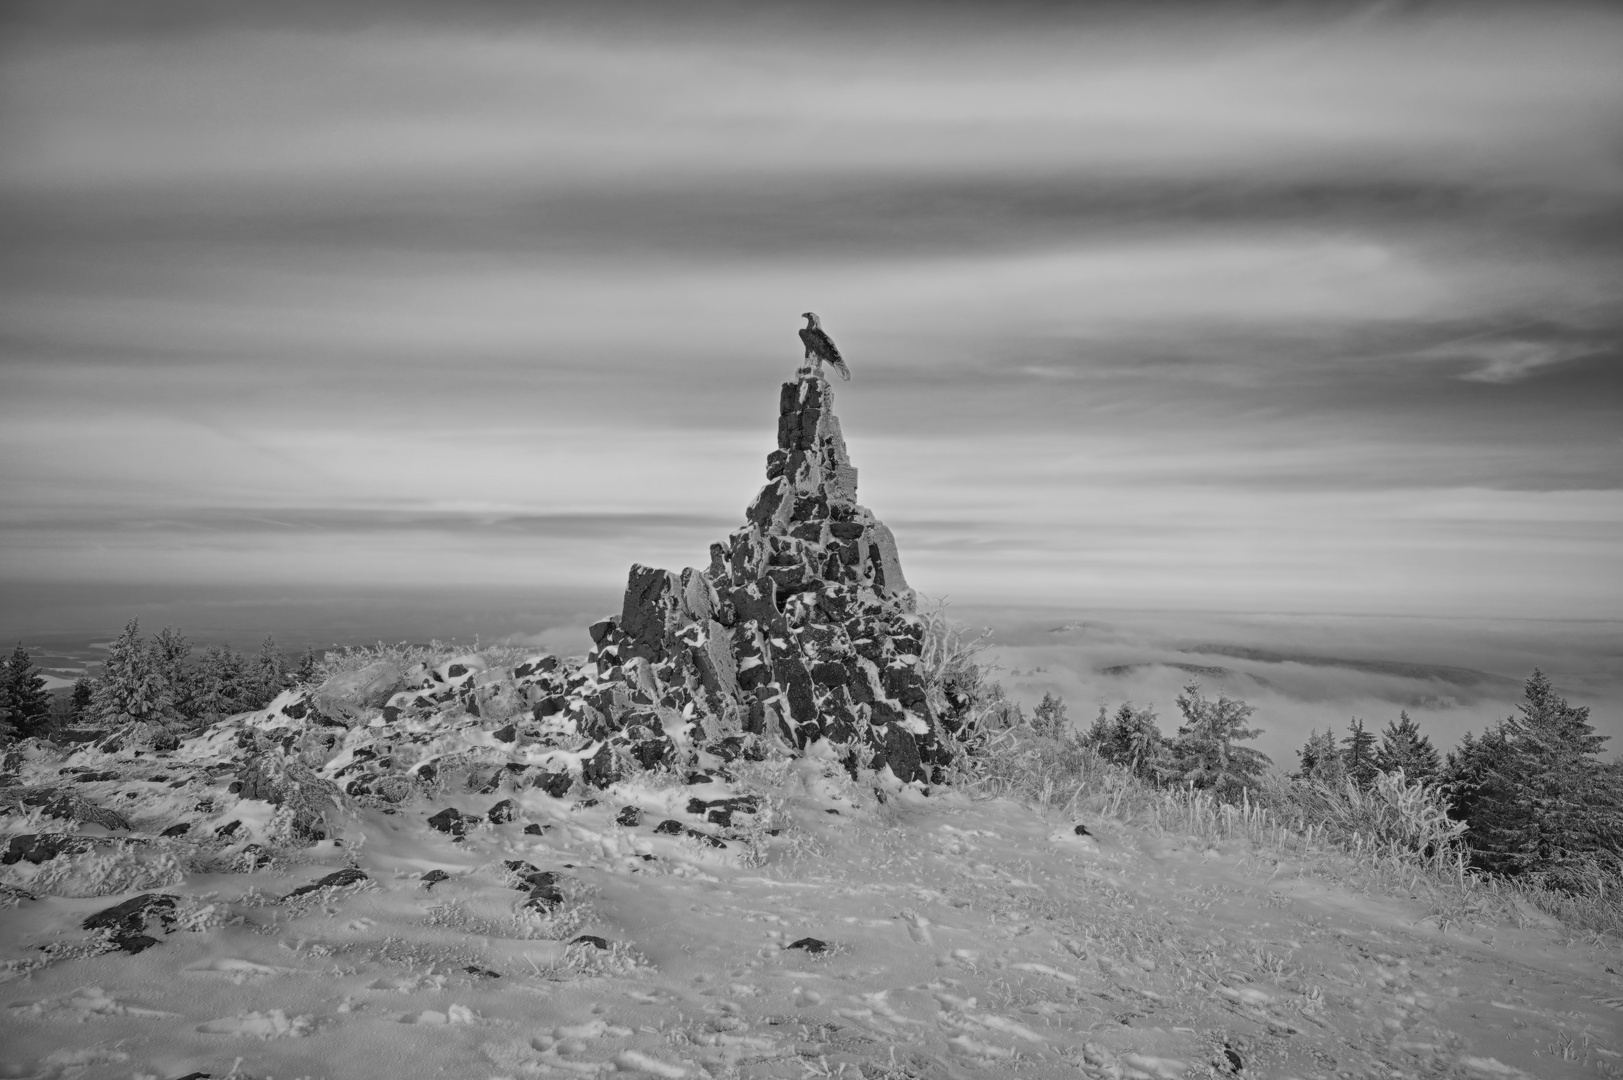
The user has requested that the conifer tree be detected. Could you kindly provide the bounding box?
[90,619,177,730]
[151,626,196,726]
[69,677,94,723]
[192,645,248,725]
[1158,684,1270,798]
[1445,671,1623,882]
[1295,728,1346,784]
[1,642,52,740]
[1030,692,1069,739]
[1086,702,1165,779]
[1375,710,1440,781]
[1341,717,1379,787]
[294,646,319,686]
[247,636,288,709]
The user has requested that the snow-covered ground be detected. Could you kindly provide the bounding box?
[4,744,1620,1080]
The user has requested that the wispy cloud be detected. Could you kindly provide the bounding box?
[1,1,1620,625]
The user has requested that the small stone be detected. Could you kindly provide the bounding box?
[464,965,502,978]
[492,724,517,743]
[487,798,517,824]
[160,823,191,837]
[1074,824,1091,837]
[653,819,685,835]
[523,823,545,835]
[83,892,177,952]
[427,808,467,836]
[534,769,573,799]
[214,820,242,839]
[284,867,368,900]
[421,869,449,887]
[571,935,610,950]
[787,937,828,954]
[616,806,644,827]
[524,883,565,910]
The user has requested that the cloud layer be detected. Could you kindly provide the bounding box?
[2,1,1620,625]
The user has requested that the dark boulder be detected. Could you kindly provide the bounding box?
[82,892,178,953]
[533,769,573,798]
[427,807,467,837]
[285,868,368,900]
[787,937,829,954]
[487,798,517,824]
[3,833,95,865]
[581,743,620,789]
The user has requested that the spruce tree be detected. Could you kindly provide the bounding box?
[192,645,248,725]
[1158,684,1270,798]
[1375,710,1441,781]
[294,646,319,686]
[1341,717,1379,787]
[1,642,52,740]
[91,620,177,730]
[151,626,196,726]
[1030,692,1069,739]
[1086,702,1165,779]
[69,677,94,723]
[1295,728,1346,784]
[248,636,288,709]
[1445,671,1623,882]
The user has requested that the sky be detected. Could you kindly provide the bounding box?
[2,1,1621,748]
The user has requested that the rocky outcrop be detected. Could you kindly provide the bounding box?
[582,374,950,784]
[0,375,952,869]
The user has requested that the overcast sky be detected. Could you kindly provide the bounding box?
[2,0,1620,630]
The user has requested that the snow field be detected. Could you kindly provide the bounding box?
[4,757,1622,1080]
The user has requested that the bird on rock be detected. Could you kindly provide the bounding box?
[798,312,850,381]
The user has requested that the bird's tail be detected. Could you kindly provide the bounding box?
[832,361,851,381]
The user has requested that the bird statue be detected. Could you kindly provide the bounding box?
[798,312,850,381]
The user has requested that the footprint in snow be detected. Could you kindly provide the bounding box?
[183,958,307,984]
[8,985,179,1020]
[401,1004,478,1025]
[197,1009,321,1038]
[900,909,934,945]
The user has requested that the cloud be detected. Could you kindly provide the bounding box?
[0,0,1619,626]
[1452,340,1594,383]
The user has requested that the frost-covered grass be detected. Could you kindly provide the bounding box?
[314,638,538,681]
[948,721,1623,942]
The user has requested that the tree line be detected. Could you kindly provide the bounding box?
[0,620,316,742]
[1020,671,1621,891]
